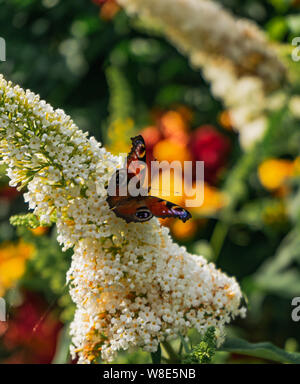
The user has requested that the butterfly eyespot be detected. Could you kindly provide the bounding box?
[135,209,152,221]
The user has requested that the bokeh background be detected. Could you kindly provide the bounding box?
[0,0,300,363]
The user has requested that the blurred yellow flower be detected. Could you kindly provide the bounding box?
[107,118,135,155]
[0,241,35,297]
[258,158,294,191]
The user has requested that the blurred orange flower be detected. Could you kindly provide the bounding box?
[100,0,121,21]
[0,241,35,297]
[159,110,189,145]
[30,226,49,237]
[258,158,294,191]
[184,182,226,216]
[175,105,194,124]
[153,139,192,165]
[171,218,197,241]
[219,110,233,131]
[93,0,121,21]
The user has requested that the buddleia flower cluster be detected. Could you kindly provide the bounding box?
[118,0,287,149]
[0,74,245,363]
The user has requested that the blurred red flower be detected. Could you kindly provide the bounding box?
[92,0,121,20]
[2,291,62,364]
[0,186,20,201]
[140,126,162,152]
[189,125,230,184]
[92,0,108,5]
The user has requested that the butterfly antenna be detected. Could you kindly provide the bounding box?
[30,283,68,337]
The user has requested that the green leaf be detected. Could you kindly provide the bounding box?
[287,15,300,35]
[221,337,300,364]
[151,344,162,364]
[266,17,288,41]
[52,325,71,364]
[106,66,134,124]
[179,334,191,354]
[267,0,293,13]
[250,229,300,297]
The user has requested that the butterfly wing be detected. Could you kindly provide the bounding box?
[107,135,192,223]
[127,135,146,166]
[145,196,192,222]
[110,196,191,223]
[108,197,153,223]
[106,136,147,213]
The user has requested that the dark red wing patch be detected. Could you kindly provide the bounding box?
[106,195,126,210]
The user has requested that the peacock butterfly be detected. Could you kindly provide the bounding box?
[106,135,192,224]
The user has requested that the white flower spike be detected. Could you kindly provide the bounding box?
[0,75,245,363]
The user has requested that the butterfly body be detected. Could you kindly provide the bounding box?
[106,135,191,224]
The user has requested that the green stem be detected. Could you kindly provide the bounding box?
[162,341,181,363]
[210,221,229,263]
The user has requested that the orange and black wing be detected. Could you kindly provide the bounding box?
[106,136,148,210]
[127,135,146,166]
[127,135,149,191]
[107,135,192,223]
[110,196,191,224]
[145,196,192,222]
